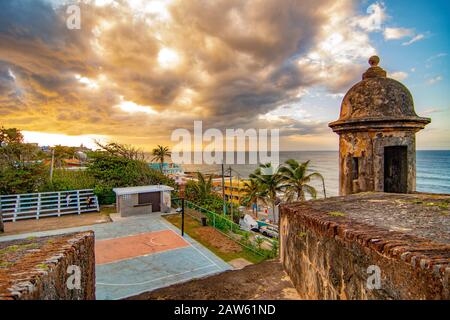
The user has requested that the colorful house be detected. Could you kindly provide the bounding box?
[212,179,248,204]
[149,162,184,175]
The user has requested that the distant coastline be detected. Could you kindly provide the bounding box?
[170,150,450,196]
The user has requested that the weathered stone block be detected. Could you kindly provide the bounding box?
[280,193,450,300]
[0,231,95,300]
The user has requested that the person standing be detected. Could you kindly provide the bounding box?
[65,193,71,207]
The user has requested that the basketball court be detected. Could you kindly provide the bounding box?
[0,213,230,300]
[95,229,190,265]
[94,216,231,300]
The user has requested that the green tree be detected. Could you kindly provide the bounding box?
[184,172,213,202]
[241,178,260,211]
[193,172,213,199]
[0,127,47,194]
[151,145,171,172]
[43,170,96,192]
[278,159,325,201]
[0,143,42,166]
[52,145,77,168]
[0,127,24,145]
[86,154,175,204]
[249,163,282,214]
[0,164,47,194]
[94,140,145,161]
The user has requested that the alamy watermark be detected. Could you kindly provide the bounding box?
[171,121,279,167]
[66,265,81,290]
[366,265,382,290]
[66,4,81,30]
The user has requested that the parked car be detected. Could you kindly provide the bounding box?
[260,226,279,239]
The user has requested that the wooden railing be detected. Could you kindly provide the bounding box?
[0,189,99,222]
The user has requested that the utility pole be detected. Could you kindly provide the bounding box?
[237,173,240,206]
[229,167,233,218]
[221,163,226,215]
[49,148,55,183]
[181,196,185,237]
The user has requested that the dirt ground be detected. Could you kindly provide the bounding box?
[193,226,242,253]
[164,213,244,255]
[127,259,300,300]
[0,212,111,236]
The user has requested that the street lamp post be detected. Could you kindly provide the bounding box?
[176,176,187,237]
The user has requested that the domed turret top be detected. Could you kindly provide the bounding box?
[362,55,387,79]
[329,56,431,131]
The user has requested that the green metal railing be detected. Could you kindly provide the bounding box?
[172,199,279,257]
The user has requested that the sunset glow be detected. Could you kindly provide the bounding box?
[0,0,448,151]
[22,131,107,149]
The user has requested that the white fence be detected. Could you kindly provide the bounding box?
[0,189,100,222]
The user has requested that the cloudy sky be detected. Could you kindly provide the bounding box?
[0,0,449,151]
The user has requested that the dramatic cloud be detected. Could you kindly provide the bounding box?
[0,0,383,150]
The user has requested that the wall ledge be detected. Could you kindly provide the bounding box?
[282,201,450,277]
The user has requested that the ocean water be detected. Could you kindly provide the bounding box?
[181,150,450,196]
[416,150,450,195]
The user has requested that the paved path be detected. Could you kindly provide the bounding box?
[0,213,230,300]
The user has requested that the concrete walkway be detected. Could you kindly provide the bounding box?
[0,213,231,300]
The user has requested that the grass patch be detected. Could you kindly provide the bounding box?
[0,261,14,268]
[425,202,449,210]
[328,211,346,217]
[298,232,307,238]
[0,242,40,257]
[35,263,49,271]
[409,199,449,211]
[163,214,267,264]
[0,245,21,255]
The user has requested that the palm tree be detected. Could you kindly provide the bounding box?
[241,178,260,214]
[249,163,282,214]
[193,172,213,200]
[278,159,325,202]
[151,145,171,172]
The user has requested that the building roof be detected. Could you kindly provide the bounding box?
[329,56,430,131]
[113,185,174,196]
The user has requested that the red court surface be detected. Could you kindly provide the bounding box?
[95,230,190,265]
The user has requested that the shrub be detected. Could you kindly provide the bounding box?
[86,154,176,204]
[0,164,47,194]
[42,170,96,192]
[93,184,116,205]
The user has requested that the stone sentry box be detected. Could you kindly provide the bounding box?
[113,185,174,217]
[329,56,430,196]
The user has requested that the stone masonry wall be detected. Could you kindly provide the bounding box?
[0,232,95,300]
[338,129,416,195]
[280,201,449,300]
